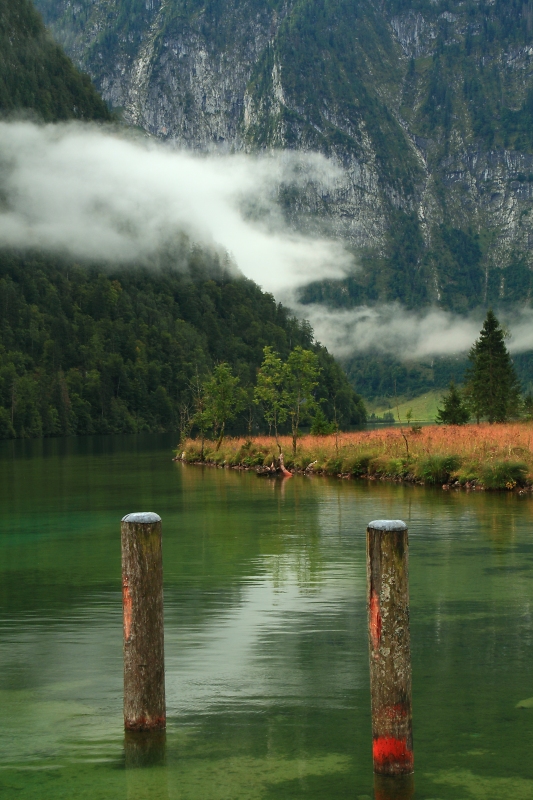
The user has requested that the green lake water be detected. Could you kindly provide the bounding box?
[1,434,533,800]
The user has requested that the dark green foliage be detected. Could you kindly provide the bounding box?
[0,0,110,122]
[480,460,528,489]
[486,256,533,306]
[0,249,364,439]
[342,352,468,401]
[465,309,521,422]
[512,352,533,397]
[393,0,533,152]
[299,219,488,313]
[436,381,470,425]
[430,226,484,312]
[415,454,462,484]
[341,451,377,476]
[524,392,533,420]
[310,407,336,435]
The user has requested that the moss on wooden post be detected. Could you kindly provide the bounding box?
[121,512,166,731]
[367,520,413,777]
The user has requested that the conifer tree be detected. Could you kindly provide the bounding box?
[435,381,469,425]
[465,310,521,423]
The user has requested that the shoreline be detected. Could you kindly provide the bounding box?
[177,456,533,493]
[176,424,533,494]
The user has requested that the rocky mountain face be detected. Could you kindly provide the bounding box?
[33,0,533,314]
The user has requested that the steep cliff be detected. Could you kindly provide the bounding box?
[33,0,533,312]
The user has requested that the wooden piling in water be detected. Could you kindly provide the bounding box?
[121,512,166,731]
[366,519,413,777]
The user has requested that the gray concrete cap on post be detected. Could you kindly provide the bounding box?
[122,512,162,524]
[368,519,407,531]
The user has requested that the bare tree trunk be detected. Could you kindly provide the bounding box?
[278,451,292,478]
[215,422,225,451]
[274,413,282,455]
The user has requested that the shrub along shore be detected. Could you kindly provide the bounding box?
[178,424,533,492]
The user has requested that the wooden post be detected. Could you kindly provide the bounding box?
[367,520,413,777]
[121,512,166,731]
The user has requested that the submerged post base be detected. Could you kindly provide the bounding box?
[124,729,167,769]
[374,773,415,800]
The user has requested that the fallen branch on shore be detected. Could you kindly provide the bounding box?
[175,424,533,493]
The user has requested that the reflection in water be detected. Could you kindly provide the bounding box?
[124,732,169,800]
[124,730,167,768]
[0,434,532,799]
[373,774,414,800]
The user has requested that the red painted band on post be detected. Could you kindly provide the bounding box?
[372,736,414,769]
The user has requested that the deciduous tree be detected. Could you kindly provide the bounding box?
[254,346,287,452]
[203,363,245,451]
[284,346,321,455]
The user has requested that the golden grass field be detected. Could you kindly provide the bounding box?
[182,423,533,490]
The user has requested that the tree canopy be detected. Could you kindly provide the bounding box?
[0,249,366,439]
[0,0,111,122]
[435,381,470,425]
[465,309,521,423]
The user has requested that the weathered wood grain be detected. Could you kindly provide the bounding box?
[367,520,413,776]
[121,512,166,731]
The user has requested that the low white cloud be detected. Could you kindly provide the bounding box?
[1,121,532,363]
[0,121,354,293]
[296,302,533,360]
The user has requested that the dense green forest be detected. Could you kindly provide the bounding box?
[299,216,533,314]
[300,210,533,400]
[0,250,365,439]
[0,0,111,122]
[342,348,533,401]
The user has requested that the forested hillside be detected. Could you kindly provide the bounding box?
[0,0,366,439]
[32,0,533,404]
[9,0,533,405]
[0,0,111,122]
[0,251,365,438]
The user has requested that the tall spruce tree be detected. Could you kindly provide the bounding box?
[465,310,521,423]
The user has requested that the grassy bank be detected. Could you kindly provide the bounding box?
[179,424,533,491]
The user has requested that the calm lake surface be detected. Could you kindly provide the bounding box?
[1,434,533,800]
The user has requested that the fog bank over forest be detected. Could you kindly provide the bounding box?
[2,120,533,368]
[0,121,353,292]
[297,302,533,360]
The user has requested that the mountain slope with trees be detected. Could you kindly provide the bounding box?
[0,0,364,439]
[0,0,111,122]
[0,250,365,439]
